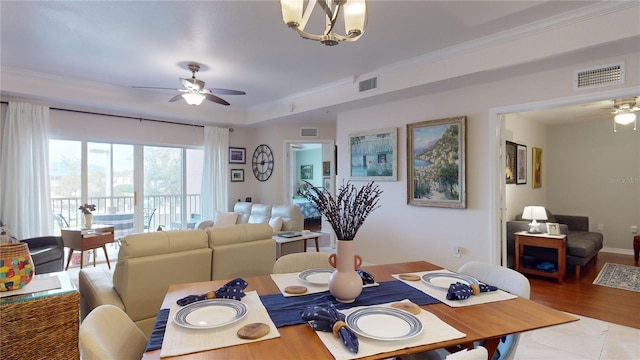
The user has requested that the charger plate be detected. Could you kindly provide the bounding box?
[421,273,479,289]
[174,299,247,329]
[345,307,422,341]
[298,268,334,285]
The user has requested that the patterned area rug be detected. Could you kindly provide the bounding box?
[593,263,640,292]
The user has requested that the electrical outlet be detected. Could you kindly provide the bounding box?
[597,224,604,231]
[453,246,461,258]
[632,226,638,233]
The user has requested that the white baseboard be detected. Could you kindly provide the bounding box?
[601,247,634,255]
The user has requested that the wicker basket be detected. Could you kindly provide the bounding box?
[0,242,35,291]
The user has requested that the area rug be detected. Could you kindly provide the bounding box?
[592,263,640,292]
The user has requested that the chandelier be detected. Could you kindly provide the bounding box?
[280,0,367,46]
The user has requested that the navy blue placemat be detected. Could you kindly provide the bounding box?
[145,308,169,352]
[260,280,440,327]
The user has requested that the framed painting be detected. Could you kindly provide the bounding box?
[505,141,516,184]
[532,147,542,188]
[230,169,244,182]
[407,116,466,208]
[516,144,527,185]
[300,164,313,180]
[229,147,246,164]
[322,161,331,176]
[349,127,397,181]
[323,176,331,191]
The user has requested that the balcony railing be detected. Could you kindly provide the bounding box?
[51,194,201,234]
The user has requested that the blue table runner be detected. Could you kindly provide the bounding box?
[145,280,440,352]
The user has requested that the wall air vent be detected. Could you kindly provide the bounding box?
[574,62,624,91]
[358,76,378,93]
[300,128,318,137]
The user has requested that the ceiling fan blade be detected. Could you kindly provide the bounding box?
[206,88,246,96]
[203,93,230,106]
[133,86,182,91]
[169,94,183,102]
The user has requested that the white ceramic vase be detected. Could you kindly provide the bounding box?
[328,240,363,303]
[84,213,93,228]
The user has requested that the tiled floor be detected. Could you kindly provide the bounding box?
[66,243,640,360]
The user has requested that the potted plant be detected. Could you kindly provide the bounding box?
[79,203,96,228]
[303,180,382,302]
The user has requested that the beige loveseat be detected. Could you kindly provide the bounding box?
[79,223,275,337]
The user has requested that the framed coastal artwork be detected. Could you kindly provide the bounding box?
[407,116,466,208]
[516,144,527,185]
[229,147,246,164]
[230,169,244,182]
[300,164,313,180]
[532,147,542,188]
[349,127,397,181]
[505,141,516,184]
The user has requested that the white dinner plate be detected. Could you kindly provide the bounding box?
[421,272,479,289]
[174,299,247,329]
[345,307,423,341]
[298,268,334,285]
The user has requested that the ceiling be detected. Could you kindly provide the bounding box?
[0,1,637,126]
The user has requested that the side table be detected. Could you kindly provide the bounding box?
[61,224,115,270]
[273,231,322,258]
[0,271,80,359]
[515,231,567,284]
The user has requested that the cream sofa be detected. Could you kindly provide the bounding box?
[79,223,275,337]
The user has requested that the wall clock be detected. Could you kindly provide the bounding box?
[252,144,274,182]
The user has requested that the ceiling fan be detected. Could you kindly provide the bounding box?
[610,97,638,132]
[133,63,245,106]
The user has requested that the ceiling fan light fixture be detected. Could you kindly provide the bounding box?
[182,93,205,106]
[614,112,636,125]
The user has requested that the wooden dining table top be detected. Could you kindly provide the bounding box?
[142,260,578,359]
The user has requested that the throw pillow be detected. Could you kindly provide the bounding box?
[214,211,239,227]
[269,217,283,233]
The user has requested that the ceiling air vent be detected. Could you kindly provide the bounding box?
[574,62,624,91]
[358,76,378,93]
[300,128,318,137]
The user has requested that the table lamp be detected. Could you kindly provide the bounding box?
[522,206,547,233]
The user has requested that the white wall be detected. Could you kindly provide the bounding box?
[547,119,640,250]
[334,53,639,271]
[505,113,548,221]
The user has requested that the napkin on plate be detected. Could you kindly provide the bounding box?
[300,302,359,354]
[176,277,248,306]
[446,282,498,300]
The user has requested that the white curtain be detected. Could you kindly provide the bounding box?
[0,102,52,239]
[200,126,229,220]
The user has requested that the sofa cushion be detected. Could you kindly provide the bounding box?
[269,217,283,232]
[567,231,603,255]
[29,245,64,265]
[248,204,272,224]
[207,223,273,246]
[215,211,239,227]
[118,230,208,259]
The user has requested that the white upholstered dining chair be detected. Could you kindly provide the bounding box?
[79,304,148,360]
[272,252,332,273]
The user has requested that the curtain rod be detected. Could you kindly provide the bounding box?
[0,101,234,131]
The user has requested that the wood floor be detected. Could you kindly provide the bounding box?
[526,251,639,329]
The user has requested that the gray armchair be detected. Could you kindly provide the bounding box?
[20,236,64,274]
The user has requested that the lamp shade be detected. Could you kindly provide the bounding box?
[281,0,303,26]
[522,206,548,221]
[182,93,205,106]
[344,0,367,35]
[614,112,636,125]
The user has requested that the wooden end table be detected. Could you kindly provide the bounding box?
[61,224,115,270]
[515,231,567,284]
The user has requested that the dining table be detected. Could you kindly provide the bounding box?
[142,260,578,359]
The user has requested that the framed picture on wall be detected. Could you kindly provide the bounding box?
[505,141,516,184]
[300,164,313,180]
[407,116,466,208]
[349,127,397,181]
[516,144,527,185]
[229,147,246,164]
[532,147,542,188]
[230,169,244,182]
[323,161,331,176]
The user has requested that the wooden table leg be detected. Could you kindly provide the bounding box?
[80,251,84,269]
[483,337,500,359]
[102,245,111,269]
[314,237,319,252]
[65,250,74,271]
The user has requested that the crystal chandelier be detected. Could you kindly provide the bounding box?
[280,0,367,46]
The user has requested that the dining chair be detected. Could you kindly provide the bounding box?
[54,213,69,229]
[456,261,530,360]
[79,304,148,360]
[144,208,157,231]
[272,252,332,273]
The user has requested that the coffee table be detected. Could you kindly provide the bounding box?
[273,231,322,257]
